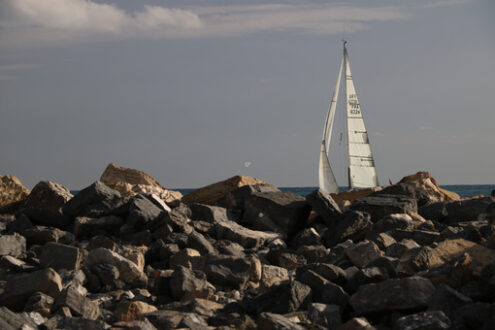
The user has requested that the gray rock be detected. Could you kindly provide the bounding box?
[291,227,321,248]
[215,240,245,258]
[345,240,384,269]
[252,281,312,314]
[323,210,372,248]
[351,194,418,222]
[349,276,435,314]
[296,269,348,307]
[387,229,441,246]
[217,183,280,213]
[0,307,39,330]
[427,284,472,320]
[215,219,280,249]
[306,189,342,225]
[126,194,163,229]
[24,181,73,211]
[189,203,230,222]
[0,233,26,258]
[113,319,157,330]
[0,268,63,310]
[56,317,107,330]
[53,285,100,320]
[308,303,341,329]
[394,310,451,330]
[386,239,420,259]
[63,181,123,218]
[419,197,494,224]
[24,292,54,316]
[296,263,347,286]
[257,312,305,330]
[170,266,213,301]
[23,225,72,245]
[21,208,72,230]
[187,230,216,255]
[40,242,83,271]
[73,215,124,238]
[5,214,33,234]
[260,264,290,289]
[91,263,120,286]
[204,254,252,289]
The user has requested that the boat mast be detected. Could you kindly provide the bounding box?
[343,40,351,189]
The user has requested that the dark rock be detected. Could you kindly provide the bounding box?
[257,312,305,330]
[266,248,307,270]
[373,213,421,232]
[73,215,124,238]
[113,319,157,330]
[158,207,194,235]
[388,229,441,246]
[0,255,36,272]
[345,240,384,268]
[394,310,451,330]
[242,191,310,238]
[189,203,230,222]
[40,242,83,271]
[366,231,396,250]
[296,269,349,307]
[251,281,312,314]
[24,292,54,316]
[170,266,213,301]
[306,189,342,225]
[372,182,438,207]
[348,267,389,292]
[386,239,420,259]
[91,263,120,286]
[126,194,163,229]
[215,219,279,249]
[215,240,245,258]
[24,181,73,211]
[0,268,62,310]
[63,181,123,218]
[0,306,39,330]
[308,303,341,329]
[187,230,216,255]
[349,276,435,315]
[296,245,332,264]
[204,254,252,289]
[21,208,72,230]
[169,248,203,269]
[5,214,33,234]
[23,225,72,245]
[450,302,495,330]
[260,264,290,289]
[53,285,99,319]
[143,310,187,329]
[323,210,372,248]
[427,284,472,320]
[351,194,417,222]
[217,183,280,213]
[419,197,494,224]
[291,227,321,248]
[56,317,107,330]
[87,235,119,251]
[0,233,26,258]
[296,263,347,287]
[177,313,208,329]
[338,317,376,330]
[366,256,398,278]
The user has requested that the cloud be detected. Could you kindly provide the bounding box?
[0,0,474,47]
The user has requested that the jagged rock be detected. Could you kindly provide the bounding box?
[266,249,307,270]
[114,301,157,322]
[323,210,372,248]
[74,215,124,237]
[126,194,163,229]
[215,219,279,249]
[170,266,213,301]
[85,248,147,287]
[251,281,312,314]
[0,306,39,330]
[257,312,305,330]
[0,233,26,258]
[345,240,384,269]
[306,189,342,225]
[24,292,54,317]
[187,231,217,255]
[308,303,341,329]
[24,181,72,211]
[242,191,310,238]
[144,310,202,329]
[420,196,494,224]
[0,175,30,213]
[394,310,451,330]
[297,244,332,264]
[296,269,348,307]
[100,163,182,205]
[63,181,124,218]
[347,267,389,292]
[367,232,396,250]
[349,276,435,314]
[0,268,62,310]
[182,175,272,205]
[204,254,252,289]
[5,213,32,234]
[53,285,99,319]
[261,265,289,289]
[338,317,376,330]
[351,194,417,222]
[367,256,398,278]
[40,242,83,271]
[23,225,72,245]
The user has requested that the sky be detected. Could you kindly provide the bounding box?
[0,0,494,190]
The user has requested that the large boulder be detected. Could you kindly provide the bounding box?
[351,194,417,222]
[23,181,72,211]
[182,175,272,205]
[62,181,123,218]
[251,281,312,314]
[215,220,280,249]
[52,285,100,320]
[419,196,494,224]
[323,210,372,247]
[100,163,182,205]
[306,189,342,225]
[0,233,26,258]
[0,175,30,213]
[40,242,83,271]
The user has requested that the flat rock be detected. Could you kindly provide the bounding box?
[24,181,72,211]
[260,264,290,289]
[204,254,252,289]
[295,269,349,307]
[419,196,494,224]
[351,194,418,222]
[215,220,279,249]
[23,225,72,245]
[349,276,435,314]
[189,203,230,223]
[21,208,72,230]
[306,188,342,225]
[74,215,124,238]
[0,233,26,258]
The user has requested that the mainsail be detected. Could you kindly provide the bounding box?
[318,41,378,192]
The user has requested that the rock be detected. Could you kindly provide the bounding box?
[0,306,39,330]
[0,175,30,213]
[291,227,321,247]
[306,189,342,225]
[345,240,384,268]
[252,281,312,314]
[261,265,290,289]
[394,310,451,330]
[187,231,216,255]
[420,196,494,224]
[427,284,472,320]
[126,194,163,229]
[182,175,271,205]
[74,215,124,238]
[347,267,389,292]
[0,233,26,258]
[388,229,441,246]
[24,181,72,211]
[295,269,349,307]
[296,263,347,287]
[257,312,305,330]
[349,276,435,314]
[189,203,230,223]
[386,239,421,259]
[351,194,418,222]
[323,210,372,248]
[204,254,252,289]
[373,213,422,232]
[23,225,72,245]
[114,300,157,322]
[242,191,310,238]
[367,232,396,250]
[52,285,100,320]
[63,181,123,218]
[169,248,202,270]
[215,220,280,249]
[0,268,63,310]
[338,317,376,330]
[21,208,72,230]
[143,310,189,329]
[100,163,182,205]
[308,303,341,329]
[450,302,495,330]
[56,317,108,330]
[113,319,157,330]
[40,242,83,271]
[170,266,213,301]
[24,292,54,317]
[266,249,307,270]
[85,248,147,286]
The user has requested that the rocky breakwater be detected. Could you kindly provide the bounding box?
[0,170,494,329]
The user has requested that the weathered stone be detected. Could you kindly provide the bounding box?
[420,196,494,224]
[347,267,389,292]
[63,181,123,218]
[187,231,216,255]
[338,317,376,330]
[23,225,71,245]
[308,303,341,329]
[330,187,382,204]
[53,285,99,320]
[394,310,451,330]
[427,284,472,320]
[143,310,186,329]
[178,312,209,329]
[349,276,435,314]
[189,203,230,223]
[24,181,72,211]
[323,210,372,248]
[204,254,252,289]
[100,163,182,205]
[260,265,290,289]
[215,219,279,249]
[351,194,417,222]
[21,208,72,230]
[113,319,157,330]
[56,317,107,330]
[367,232,396,250]
[388,229,441,246]
[114,300,157,322]
[252,281,312,314]
[242,191,310,238]
[126,194,163,229]
[373,213,422,232]
[386,239,421,259]
[257,312,305,330]
[291,227,321,248]
[85,248,147,286]
[0,306,39,330]
[0,233,26,258]
[40,242,82,271]
[0,268,62,310]
[296,263,347,287]
[170,266,213,301]
[169,248,202,270]
[0,175,29,213]
[345,240,384,268]
[306,189,342,225]
[296,269,349,307]
[214,240,245,258]
[74,215,124,237]
[5,213,32,234]
[450,302,495,330]
[91,263,120,286]
[24,292,54,317]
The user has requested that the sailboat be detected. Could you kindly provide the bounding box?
[319,41,378,193]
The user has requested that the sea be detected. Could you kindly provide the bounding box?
[176,185,495,199]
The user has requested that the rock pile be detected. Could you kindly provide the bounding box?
[0,172,494,329]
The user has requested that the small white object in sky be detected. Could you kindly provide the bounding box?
[244,161,252,168]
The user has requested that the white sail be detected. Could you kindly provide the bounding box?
[344,43,378,188]
[318,58,344,193]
